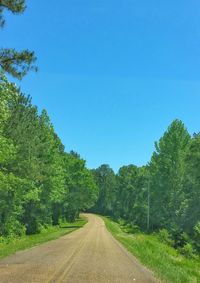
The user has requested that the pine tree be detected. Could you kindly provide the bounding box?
[0,0,37,79]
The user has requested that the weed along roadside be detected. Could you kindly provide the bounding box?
[102,216,200,283]
[0,217,87,259]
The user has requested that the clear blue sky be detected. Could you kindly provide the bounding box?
[1,0,200,172]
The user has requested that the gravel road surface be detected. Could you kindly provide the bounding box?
[0,214,159,283]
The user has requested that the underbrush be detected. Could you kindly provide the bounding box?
[103,217,200,283]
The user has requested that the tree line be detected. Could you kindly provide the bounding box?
[0,73,98,236]
[0,0,99,237]
[0,0,199,258]
[91,120,200,256]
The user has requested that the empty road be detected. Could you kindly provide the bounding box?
[0,214,158,283]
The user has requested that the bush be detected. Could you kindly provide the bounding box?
[122,223,140,234]
[193,222,200,253]
[179,243,197,259]
[157,229,174,246]
[25,218,44,235]
[1,217,26,238]
[172,230,189,248]
[118,218,126,226]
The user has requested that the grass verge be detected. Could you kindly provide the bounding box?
[0,217,87,259]
[102,216,200,283]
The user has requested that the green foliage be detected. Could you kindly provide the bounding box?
[173,231,190,248]
[194,222,200,252]
[183,135,200,235]
[0,171,24,236]
[91,164,116,215]
[157,229,174,246]
[103,216,200,283]
[0,74,97,236]
[63,152,98,222]
[149,120,190,231]
[0,217,87,259]
[121,223,140,234]
[0,0,25,27]
[0,1,37,79]
[179,243,197,259]
[93,163,148,231]
[0,48,37,79]
[115,165,148,229]
[1,71,199,265]
[0,74,25,236]
[94,119,199,257]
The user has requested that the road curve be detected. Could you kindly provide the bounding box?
[0,214,159,283]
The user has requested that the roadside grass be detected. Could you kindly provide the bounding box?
[0,217,87,259]
[103,217,200,283]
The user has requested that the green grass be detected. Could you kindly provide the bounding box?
[102,217,200,283]
[0,217,87,259]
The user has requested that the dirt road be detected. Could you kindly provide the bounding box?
[0,214,158,283]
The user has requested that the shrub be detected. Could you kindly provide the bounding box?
[122,223,140,234]
[118,218,126,226]
[157,229,174,246]
[1,217,26,238]
[193,222,200,253]
[179,243,196,259]
[172,231,190,248]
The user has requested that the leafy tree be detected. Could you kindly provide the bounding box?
[183,134,200,238]
[115,165,148,229]
[4,94,67,233]
[1,72,200,257]
[91,120,199,254]
[3,91,42,233]
[92,164,116,215]
[0,73,24,236]
[63,152,98,222]
[149,120,190,231]
[115,165,139,220]
[37,111,66,226]
[0,73,98,235]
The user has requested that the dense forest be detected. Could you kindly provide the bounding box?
[0,0,199,261]
[0,0,98,237]
[0,74,98,235]
[91,120,200,257]
[0,72,199,258]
